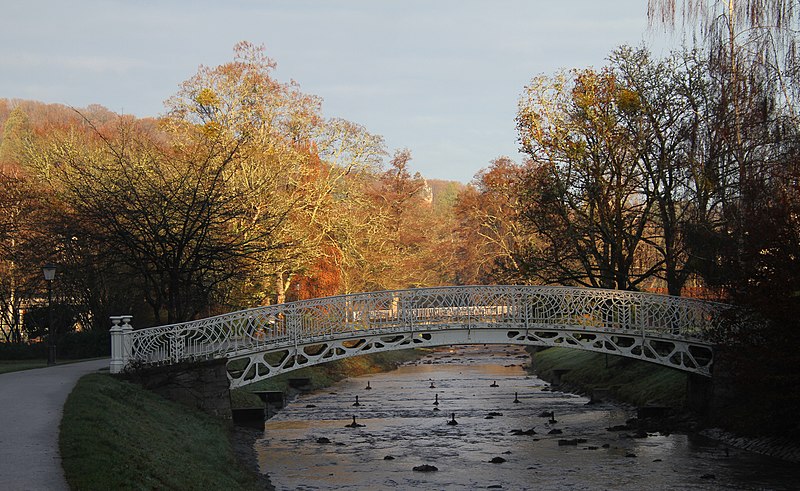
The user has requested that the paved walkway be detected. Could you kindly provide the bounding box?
[0,359,109,491]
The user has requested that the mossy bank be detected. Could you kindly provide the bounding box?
[528,346,800,462]
[527,346,688,408]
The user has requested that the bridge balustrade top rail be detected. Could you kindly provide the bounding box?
[123,285,727,368]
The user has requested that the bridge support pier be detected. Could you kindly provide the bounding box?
[109,315,133,374]
[686,373,712,414]
[125,358,232,419]
[686,345,736,419]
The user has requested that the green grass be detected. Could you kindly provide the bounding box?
[530,347,688,407]
[0,360,47,374]
[60,373,259,491]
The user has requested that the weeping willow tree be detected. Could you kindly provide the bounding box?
[648,0,800,260]
[648,0,800,121]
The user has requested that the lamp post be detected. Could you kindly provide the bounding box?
[42,263,57,366]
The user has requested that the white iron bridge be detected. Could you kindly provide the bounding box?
[109,285,727,388]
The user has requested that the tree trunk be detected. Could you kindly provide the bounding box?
[275,272,286,304]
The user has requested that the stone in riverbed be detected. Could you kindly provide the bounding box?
[558,438,587,446]
[412,464,438,472]
[489,456,507,464]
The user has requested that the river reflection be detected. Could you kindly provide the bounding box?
[255,345,799,490]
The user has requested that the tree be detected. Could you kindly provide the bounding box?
[648,0,800,116]
[2,42,468,334]
[165,41,324,305]
[0,106,60,342]
[608,46,718,295]
[648,0,800,227]
[516,68,655,290]
[274,117,386,301]
[35,117,291,324]
[453,157,531,284]
[339,149,457,291]
[649,2,800,434]
[0,170,53,342]
[0,107,31,167]
[166,42,389,304]
[513,45,787,296]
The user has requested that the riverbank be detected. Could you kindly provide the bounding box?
[527,346,800,463]
[527,346,687,408]
[60,373,261,490]
[59,350,425,489]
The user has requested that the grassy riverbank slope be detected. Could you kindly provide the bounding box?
[60,350,424,489]
[60,373,259,490]
[529,347,687,408]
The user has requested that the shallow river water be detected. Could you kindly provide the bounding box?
[255,346,799,490]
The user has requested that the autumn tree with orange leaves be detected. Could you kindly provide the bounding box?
[453,157,532,285]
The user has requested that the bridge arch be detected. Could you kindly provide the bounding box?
[110,285,727,388]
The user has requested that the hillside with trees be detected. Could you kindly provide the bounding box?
[0,42,461,345]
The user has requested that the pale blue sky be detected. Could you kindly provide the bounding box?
[0,1,668,182]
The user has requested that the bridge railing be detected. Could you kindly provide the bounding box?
[110,285,727,372]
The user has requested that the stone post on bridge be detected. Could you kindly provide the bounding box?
[109,315,133,374]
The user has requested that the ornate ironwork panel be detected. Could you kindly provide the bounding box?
[119,285,728,383]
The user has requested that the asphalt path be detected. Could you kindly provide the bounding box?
[0,359,109,491]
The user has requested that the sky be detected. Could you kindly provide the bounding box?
[0,0,670,183]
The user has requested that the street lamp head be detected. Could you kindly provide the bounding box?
[42,263,57,281]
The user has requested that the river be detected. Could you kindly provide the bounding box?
[255,345,799,490]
